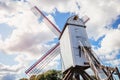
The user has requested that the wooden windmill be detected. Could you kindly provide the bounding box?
[25,6,120,80]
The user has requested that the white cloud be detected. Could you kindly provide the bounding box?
[94,25,120,67]
[1,73,16,80]
[0,54,33,79]
[0,63,24,80]
[29,0,80,13]
[0,0,56,57]
[0,63,24,73]
[76,0,120,40]
[0,0,14,11]
[97,27,120,55]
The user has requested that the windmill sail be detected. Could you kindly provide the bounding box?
[81,15,90,24]
[25,43,60,75]
[31,6,61,37]
[25,6,62,76]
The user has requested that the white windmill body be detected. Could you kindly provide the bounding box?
[60,16,90,71]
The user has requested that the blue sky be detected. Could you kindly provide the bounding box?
[0,23,14,40]
[0,0,120,80]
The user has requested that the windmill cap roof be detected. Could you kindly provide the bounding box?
[66,15,85,27]
[59,15,86,40]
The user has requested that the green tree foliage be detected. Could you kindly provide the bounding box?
[44,70,61,80]
[29,75,36,80]
[20,70,61,80]
[20,70,98,80]
[36,70,62,80]
[36,74,44,80]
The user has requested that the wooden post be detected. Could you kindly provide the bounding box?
[106,69,115,80]
[62,66,92,80]
[116,67,120,79]
[75,74,80,80]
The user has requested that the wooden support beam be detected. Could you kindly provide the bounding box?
[108,69,114,80]
[62,68,72,80]
[102,68,109,77]
[80,72,88,80]
[74,73,80,80]
[66,72,73,80]
[106,69,115,80]
[82,71,93,80]
[100,65,115,71]
[116,67,120,79]
[62,66,93,80]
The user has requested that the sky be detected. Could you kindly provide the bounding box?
[0,0,120,80]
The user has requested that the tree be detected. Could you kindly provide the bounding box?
[36,74,44,80]
[36,70,62,80]
[29,75,36,80]
[44,70,58,80]
[20,70,62,80]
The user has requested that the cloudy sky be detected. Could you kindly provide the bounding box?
[0,0,120,79]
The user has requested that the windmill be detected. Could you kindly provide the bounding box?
[25,6,120,80]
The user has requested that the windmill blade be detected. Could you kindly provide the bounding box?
[25,43,60,75]
[81,15,90,24]
[31,6,61,37]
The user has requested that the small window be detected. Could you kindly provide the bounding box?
[73,15,78,20]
